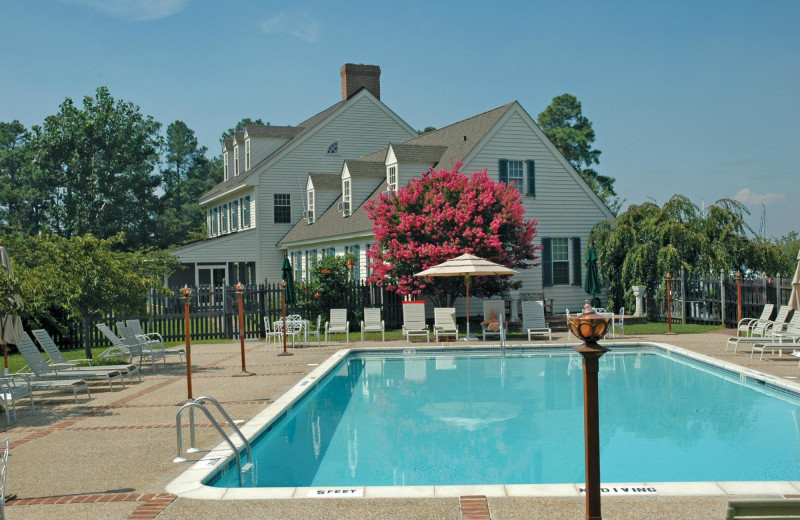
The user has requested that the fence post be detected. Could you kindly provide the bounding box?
[719,273,726,326]
[680,267,687,325]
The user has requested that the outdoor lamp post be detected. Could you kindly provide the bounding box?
[278,280,293,357]
[234,282,254,376]
[180,284,193,400]
[666,273,673,334]
[736,271,743,324]
[568,300,612,520]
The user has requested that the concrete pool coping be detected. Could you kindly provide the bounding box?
[164,341,800,500]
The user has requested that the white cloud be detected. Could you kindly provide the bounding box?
[733,187,785,206]
[260,11,320,43]
[64,0,191,21]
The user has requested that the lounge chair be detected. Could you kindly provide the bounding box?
[433,308,459,341]
[97,323,165,372]
[750,338,800,361]
[325,309,349,342]
[0,377,34,425]
[522,300,552,341]
[361,308,385,342]
[402,303,429,342]
[31,329,141,384]
[482,300,505,341]
[735,303,774,337]
[725,498,800,519]
[126,319,185,363]
[725,307,793,353]
[16,332,124,391]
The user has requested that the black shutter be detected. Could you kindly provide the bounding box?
[499,159,508,184]
[542,237,553,287]
[526,159,535,197]
[571,236,582,286]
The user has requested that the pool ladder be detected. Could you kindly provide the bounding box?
[174,396,253,486]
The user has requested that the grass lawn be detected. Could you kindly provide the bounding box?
[620,322,726,335]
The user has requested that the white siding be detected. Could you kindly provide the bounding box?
[247,136,292,169]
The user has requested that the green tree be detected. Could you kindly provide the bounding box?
[537,93,621,213]
[0,232,178,356]
[154,121,222,248]
[0,121,46,234]
[220,118,266,143]
[31,86,162,249]
[589,195,757,312]
[297,254,358,324]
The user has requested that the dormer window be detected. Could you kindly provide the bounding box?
[387,166,397,191]
[327,141,339,155]
[307,190,315,223]
[223,151,229,181]
[245,140,251,170]
[342,179,351,216]
[233,145,240,176]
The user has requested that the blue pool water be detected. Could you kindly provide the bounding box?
[210,348,800,488]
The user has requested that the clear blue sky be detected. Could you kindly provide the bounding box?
[2,0,798,238]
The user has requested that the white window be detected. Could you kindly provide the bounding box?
[387,166,397,191]
[233,145,240,176]
[307,190,315,223]
[231,200,239,229]
[343,179,351,216]
[245,140,251,170]
[552,238,570,285]
[223,151,229,181]
[327,141,339,155]
[508,160,523,190]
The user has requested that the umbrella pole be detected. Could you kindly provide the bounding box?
[463,275,477,341]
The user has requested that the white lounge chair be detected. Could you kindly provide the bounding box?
[736,303,774,337]
[725,307,793,352]
[433,308,459,341]
[402,303,429,342]
[482,300,506,341]
[0,377,34,425]
[522,300,552,341]
[325,309,349,342]
[16,332,125,391]
[98,323,165,371]
[126,319,185,363]
[360,308,385,342]
[31,329,140,384]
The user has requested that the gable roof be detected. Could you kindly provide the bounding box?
[200,99,347,203]
[308,173,340,189]
[388,144,447,164]
[344,160,384,178]
[244,124,304,139]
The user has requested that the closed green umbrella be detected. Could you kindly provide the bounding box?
[281,254,296,306]
[584,245,602,308]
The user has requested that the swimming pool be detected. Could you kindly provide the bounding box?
[166,343,800,499]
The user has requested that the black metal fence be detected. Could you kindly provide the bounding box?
[645,270,794,328]
[42,282,404,351]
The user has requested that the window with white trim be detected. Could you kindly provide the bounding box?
[223,151,229,181]
[221,203,228,233]
[231,200,239,229]
[242,196,251,227]
[245,140,251,170]
[274,194,291,224]
[552,237,570,285]
[233,145,240,176]
[387,166,397,191]
[342,179,351,216]
[508,160,523,189]
[307,190,314,223]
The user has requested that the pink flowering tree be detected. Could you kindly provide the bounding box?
[365,162,539,306]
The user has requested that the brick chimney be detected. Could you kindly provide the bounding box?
[340,63,380,100]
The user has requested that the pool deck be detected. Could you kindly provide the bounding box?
[4,330,800,519]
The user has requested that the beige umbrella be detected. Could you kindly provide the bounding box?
[789,246,800,311]
[1,242,24,374]
[414,253,518,340]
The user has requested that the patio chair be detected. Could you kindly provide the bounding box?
[736,303,774,337]
[1,437,8,519]
[522,300,552,341]
[97,323,166,372]
[0,377,34,426]
[402,303,429,342]
[433,308,458,341]
[126,319,185,363]
[15,331,125,391]
[31,329,141,384]
[274,316,303,348]
[361,308,385,342]
[728,310,800,353]
[325,309,349,343]
[306,315,322,346]
[263,316,283,349]
[482,300,506,341]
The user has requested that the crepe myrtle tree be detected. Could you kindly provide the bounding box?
[365,162,539,306]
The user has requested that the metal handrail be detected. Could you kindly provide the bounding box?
[173,397,252,486]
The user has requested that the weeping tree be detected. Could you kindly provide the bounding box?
[589,195,759,313]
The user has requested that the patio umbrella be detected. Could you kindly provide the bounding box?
[281,254,296,306]
[0,242,24,374]
[584,245,602,308]
[789,247,800,311]
[414,253,518,340]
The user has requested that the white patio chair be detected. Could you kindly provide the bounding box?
[402,303,429,342]
[361,308,385,342]
[433,308,458,341]
[263,316,283,349]
[325,309,349,342]
[522,300,551,341]
[481,300,505,341]
[305,315,322,346]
